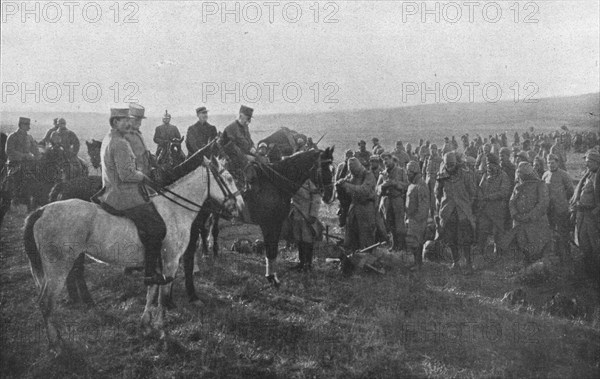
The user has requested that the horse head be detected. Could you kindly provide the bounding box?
[86,139,102,169]
[202,156,245,219]
[316,146,335,204]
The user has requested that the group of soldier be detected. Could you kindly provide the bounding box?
[335,132,600,278]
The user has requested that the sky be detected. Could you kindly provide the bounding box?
[1,0,599,118]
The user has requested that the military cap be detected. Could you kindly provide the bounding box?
[443,151,456,164]
[430,144,438,150]
[407,161,420,173]
[163,110,171,119]
[57,118,66,125]
[129,103,146,119]
[358,140,366,146]
[18,117,30,126]
[516,151,530,161]
[372,137,379,143]
[585,148,600,163]
[369,155,380,162]
[258,142,268,149]
[110,108,132,119]
[380,152,392,159]
[196,106,208,113]
[486,153,499,165]
[345,149,354,157]
[517,161,534,175]
[499,147,511,155]
[239,105,254,118]
[546,153,559,162]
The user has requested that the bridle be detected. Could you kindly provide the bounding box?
[152,159,240,218]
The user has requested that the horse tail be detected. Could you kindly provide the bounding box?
[24,208,45,286]
[48,181,63,202]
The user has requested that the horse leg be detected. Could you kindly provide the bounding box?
[212,215,220,257]
[74,254,93,306]
[261,224,282,287]
[65,265,81,304]
[183,214,202,303]
[141,284,159,335]
[200,222,209,256]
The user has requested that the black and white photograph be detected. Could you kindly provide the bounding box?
[1,1,599,377]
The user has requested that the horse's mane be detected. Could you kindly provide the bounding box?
[160,142,216,187]
[269,149,320,184]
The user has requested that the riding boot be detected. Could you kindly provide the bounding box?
[143,247,173,286]
[412,246,423,269]
[292,243,305,271]
[398,233,407,252]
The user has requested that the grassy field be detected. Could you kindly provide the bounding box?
[1,148,599,378]
[1,94,600,378]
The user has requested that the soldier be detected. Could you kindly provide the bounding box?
[549,137,567,171]
[337,157,378,250]
[377,152,409,252]
[405,161,430,270]
[418,141,430,170]
[5,117,39,201]
[476,154,511,258]
[435,152,477,273]
[505,162,551,264]
[186,106,217,156]
[423,144,442,218]
[41,118,59,146]
[49,118,80,156]
[153,110,181,157]
[543,154,574,261]
[256,142,270,164]
[354,140,371,168]
[570,149,600,280]
[335,149,354,227]
[441,137,453,155]
[224,105,255,159]
[392,141,410,169]
[369,155,383,181]
[296,137,308,152]
[97,108,171,286]
[126,103,153,176]
[289,179,323,271]
[372,138,384,155]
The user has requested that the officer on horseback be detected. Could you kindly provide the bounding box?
[49,118,86,180]
[186,106,217,156]
[153,110,181,157]
[223,105,259,192]
[126,103,154,176]
[96,108,172,286]
[5,117,39,201]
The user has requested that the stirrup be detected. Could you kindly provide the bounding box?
[265,274,281,287]
[144,273,174,286]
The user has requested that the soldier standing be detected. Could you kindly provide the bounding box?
[435,152,477,273]
[423,143,442,218]
[476,154,511,258]
[570,149,600,280]
[543,154,574,261]
[355,140,371,168]
[377,152,409,252]
[405,161,430,269]
[337,157,378,250]
[186,106,217,156]
[372,138,384,155]
[335,149,354,227]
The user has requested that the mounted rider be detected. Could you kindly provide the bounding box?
[125,103,154,177]
[153,110,181,158]
[49,118,85,179]
[4,117,40,200]
[186,106,217,156]
[223,105,259,192]
[95,108,171,286]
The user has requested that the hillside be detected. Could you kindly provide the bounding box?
[1,93,598,157]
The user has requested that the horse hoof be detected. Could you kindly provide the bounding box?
[265,274,281,288]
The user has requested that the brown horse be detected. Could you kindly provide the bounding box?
[182,140,335,301]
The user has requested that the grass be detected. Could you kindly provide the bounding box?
[1,151,599,378]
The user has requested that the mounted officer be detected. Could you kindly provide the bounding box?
[96,108,171,286]
[223,105,258,191]
[186,106,217,156]
[126,103,153,176]
[153,110,181,157]
[5,117,40,201]
[49,118,85,179]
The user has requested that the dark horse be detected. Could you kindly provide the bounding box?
[182,140,335,301]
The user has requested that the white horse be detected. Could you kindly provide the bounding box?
[23,150,244,354]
